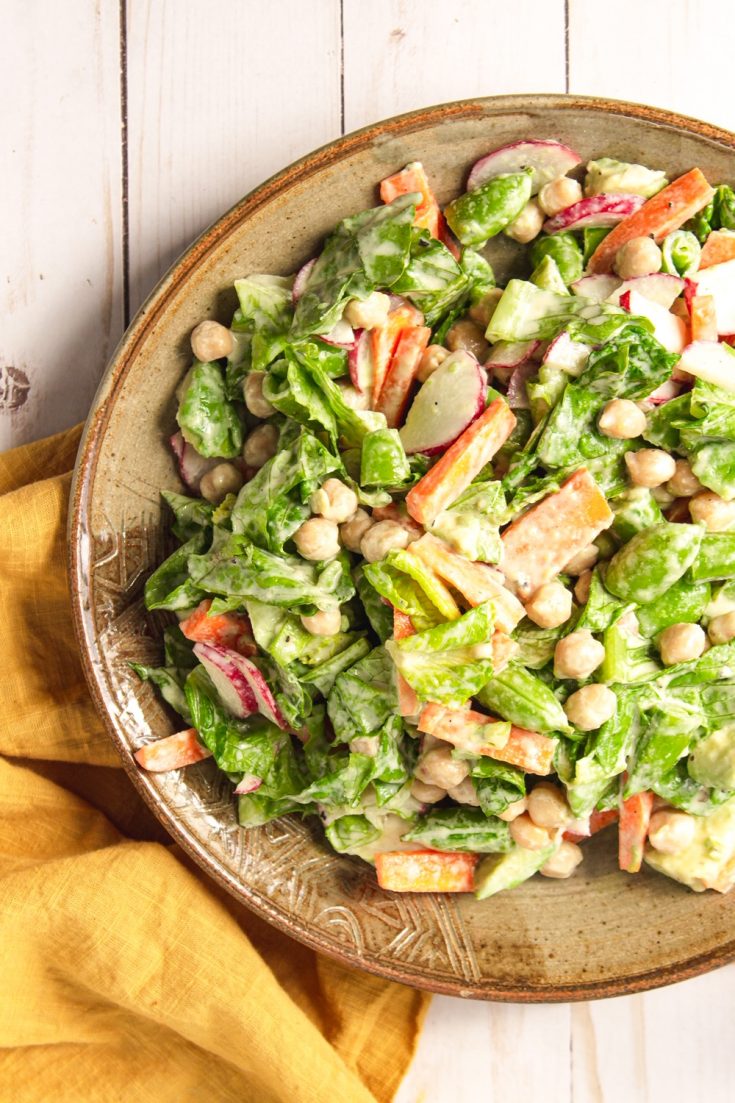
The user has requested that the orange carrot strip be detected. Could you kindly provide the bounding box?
[376,325,431,428]
[393,608,420,717]
[375,850,477,893]
[408,534,525,631]
[371,305,422,405]
[418,703,556,775]
[588,168,715,274]
[406,398,517,527]
[564,808,619,844]
[180,598,256,657]
[380,162,442,238]
[501,468,613,599]
[690,293,718,341]
[700,229,735,270]
[618,790,654,873]
[134,729,211,772]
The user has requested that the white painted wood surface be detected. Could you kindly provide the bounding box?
[3,1,734,1098]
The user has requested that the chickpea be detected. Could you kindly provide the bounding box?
[447,777,482,807]
[293,517,340,561]
[468,287,503,329]
[509,813,556,852]
[411,779,447,804]
[524,581,573,629]
[372,502,423,542]
[415,745,469,790]
[554,629,605,680]
[190,319,234,362]
[564,684,617,731]
[648,809,697,855]
[540,840,584,879]
[614,236,663,279]
[504,199,544,244]
[446,318,489,362]
[243,423,278,468]
[343,291,390,331]
[339,508,374,553]
[598,398,647,440]
[689,490,735,532]
[538,175,583,217]
[659,622,706,666]
[708,611,735,646]
[564,544,599,576]
[199,462,243,504]
[574,570,593,605]
[351,735,379,756]
[497,797,528,822]
[667,458,703,498]
[300,608,342,636]
[360,520,410,563]
[337,378,370,411]
[310,478,359,524]
[527,783,572,830]
[416,344,449,383]
[243,371,276,418]
[625,449,676,488]
[652,484,676,508]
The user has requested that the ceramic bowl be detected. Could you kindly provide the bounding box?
[70,94,735,1000]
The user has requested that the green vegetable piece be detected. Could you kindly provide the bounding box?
[177,361,243,458]
[713,185,735,231]
[404,807,513,853]
[689,727,735,790]
[599,621,658,685]
[661,230,701,277]
[301,637,372,698]
[605,523,703,604]
[529,232,583,286]
[690,441,735,502]
[486,280,634,344]
[233,274,293,372]
[585,157,668,199]
[477,664,569,733]
[636,576,711,638]
[325,814,381,854]
[445,171,533,247]
[161,490,214,542]
[360,428,410,487]
[582,226,611,266]
[610,487,664,543]
[144,531,208,612]
[392,233,470,325]
[530,253,570,295]
[474,843,557,899]
[461,248,496,303]
[130,664,191,722]
[471,760,526,817]
[690,534,735,581]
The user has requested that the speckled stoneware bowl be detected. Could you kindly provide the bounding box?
[70,94,735,1001]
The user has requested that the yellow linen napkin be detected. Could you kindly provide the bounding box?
[0,425,429,1102]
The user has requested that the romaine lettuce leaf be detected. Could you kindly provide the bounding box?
[327,646,398,743]
[233,274,293,372]
[404,807,513,853]
[177,361,244,458]
[392,232,470,324]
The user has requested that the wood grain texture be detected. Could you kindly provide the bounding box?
[343,0,566,133]
[125,0,342,315]
[568,0,735,132]
[0,0,124,448]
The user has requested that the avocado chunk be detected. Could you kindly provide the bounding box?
[474,842,557,899]
[644,797,735,893]
[688,727,735,790]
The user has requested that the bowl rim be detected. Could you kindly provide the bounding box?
[69,92,735,1002]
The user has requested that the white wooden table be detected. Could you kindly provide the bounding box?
[4,2,734,1098]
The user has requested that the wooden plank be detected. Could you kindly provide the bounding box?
[571,966,735,1103]
[568,0,735,132]
[343,0,566,133]
[125,0,342,314]
[396,995,571,1103]
[0,0,124,447]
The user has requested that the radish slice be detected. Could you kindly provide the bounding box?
[348,328,374,394]
[467,139,581,195]
[506,363,535,409]
[194,642,290,729]
[169,431,222,494]
[543,193,645,234]
[542,331,590,376]
[399,351,487,455]
[571,274,621,302]
[234,774,263,795]
[676,340,735,393]
[322,317,355,348]
[620,290,687,353]
[292,258,316,303]
[689,258,735,334]
[646,378,683,406]
[606,273,686,309]
[486,340,540,368]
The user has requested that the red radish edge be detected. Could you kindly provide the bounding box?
[543,193,645,234]
[194,642,289,729]
[321,317,356,348]
[399,351,487,455]
[348,329,373,393]
[169,431,221,493]
[234,774,264,795]
[292,258,316,303]
[506,363,535,409]
[467,139,581,194]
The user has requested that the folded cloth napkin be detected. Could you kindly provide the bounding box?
[0,425,428,1103]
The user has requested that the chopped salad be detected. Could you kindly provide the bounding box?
[133,140,735,899]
